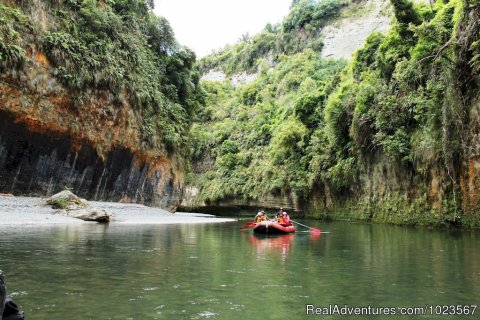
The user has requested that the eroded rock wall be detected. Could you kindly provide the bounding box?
[0,47,184,211]
[179,185,302,213]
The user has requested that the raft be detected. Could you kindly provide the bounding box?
[253,221,295,234]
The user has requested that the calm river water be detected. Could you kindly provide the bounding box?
[0,220,479,319]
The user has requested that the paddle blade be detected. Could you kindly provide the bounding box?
[240,222,256,230]
[309,228,321,235]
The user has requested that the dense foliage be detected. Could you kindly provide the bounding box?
[190,0,351,204]
[197,0,342,76]
[0,0,203,151]
[191,0,478,225]
[0,3,30,69]
[191,50,345,203]
[324,0,465,189]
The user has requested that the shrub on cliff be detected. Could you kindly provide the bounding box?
[197,0,342,76]
[2,0,203,152]
[190,0,480,226]
[0,3,31,69]
[283,0,342,32]
[191,49,346,202]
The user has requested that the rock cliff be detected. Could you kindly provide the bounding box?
[182,0,480,228]
[0,58,183,211]
[0,1,197,211]
[182,0,395,214]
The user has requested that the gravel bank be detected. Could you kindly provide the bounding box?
[0,195,235,225]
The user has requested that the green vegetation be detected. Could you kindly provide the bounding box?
[48,197,71,209]
[0,3,30,69]
[467,0,480,77]
[0,0,203,151]
[190,0,349,204]
[46,191,86,209]
[197,0,342,76]
[190,49,345,205]
[191,0,480,227]
[2,0,479,226]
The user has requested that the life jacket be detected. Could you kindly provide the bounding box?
[275,212,284,222]
[277,214,290,225]
[255,215,267,223]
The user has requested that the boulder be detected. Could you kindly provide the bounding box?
[57,207,111,223]
[0,193,14,197]
[45,191,111,223]
[45,190,88,209]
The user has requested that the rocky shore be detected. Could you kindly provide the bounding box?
[0,194,234,226]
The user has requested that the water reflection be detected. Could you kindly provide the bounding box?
[0,221,479,319]
[309,230,322,241]
[246,230,322,263]
[248,234,294,262]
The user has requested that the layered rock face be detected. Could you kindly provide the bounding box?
[0,50,183,212]
[459,91,480,220]
[180,186,302,213]
[0,66,183,210]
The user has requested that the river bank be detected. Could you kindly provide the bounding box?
[0,195,235,226]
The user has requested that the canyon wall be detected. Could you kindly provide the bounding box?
[0,1,189,211]
[182,0,480,228]
[0,57,183,210]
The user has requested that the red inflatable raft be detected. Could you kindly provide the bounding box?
[253,221,295,234]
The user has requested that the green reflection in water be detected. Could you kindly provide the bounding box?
[0,221,479,319]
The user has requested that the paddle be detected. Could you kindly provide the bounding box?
[240,221,256,230]
[291,220,321,234]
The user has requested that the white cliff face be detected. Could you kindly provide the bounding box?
[201,70,227,82]
[201,0,394,86]
[320,0,391,59]
[230,71,258,87]
[201,69,259,87]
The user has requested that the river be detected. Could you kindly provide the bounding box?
[0,220,479,319]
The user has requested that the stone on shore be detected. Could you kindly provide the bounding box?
[56,207,111,222]
[45,191,111,223]
[0,193,14,197]
[46,190,87,208]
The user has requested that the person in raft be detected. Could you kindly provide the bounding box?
[275,208,284,222]
[253,210,268,223]
[275,208,291,225]
[281,211,292,226]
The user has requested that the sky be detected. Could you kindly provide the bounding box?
[153,0,292,58]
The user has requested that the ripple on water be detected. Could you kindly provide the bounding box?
[143,287,159,291]
[64,292,83,296]
[227,301,245,311]
[198,311,217,318]
[154,305,164,314]
[260,284,280,288]
[225,269,245,274]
